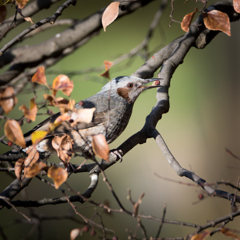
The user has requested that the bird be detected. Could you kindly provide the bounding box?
[23,76,160,160]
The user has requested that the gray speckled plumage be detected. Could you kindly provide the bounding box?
[24,76,159,158]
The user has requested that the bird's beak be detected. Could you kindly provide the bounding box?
[141,78,162,89]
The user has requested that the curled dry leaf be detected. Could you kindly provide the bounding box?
[32,66,47,85]
[233,0,240,13]
[31,130,48,145]
[191,231,210,240]
[52,135,73,166]
[4,120,26,148]
[43,94,69,107]
[181,8,198,32]
[102,2,120,31]
[23,146,39,179]
[15,158,25,182]
[70,228,82,240]
[16,0,29,9]
[0,5,7,24]
[203,10,231,36]
[99,60,113,79]
[92,134,109,162]
[47,165,68,189]
[0,87,17,115]
[19,98,38,121]
[52,74,73,97]
[70,108,95,125]
[24,162,48,178]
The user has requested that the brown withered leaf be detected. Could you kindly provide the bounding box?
[47,165,68,189]
[92,134,109,162]
[181,8,198,32]
[52,135,73,166]
[102,2,120,31]
[16,0,29,9]
[0,87,17,114]
[4,120,26,148]
[52,75,73,97]
[31,130,48,145]
[25,162,48,178]
[23,146,39,179]
[191,231,210,240]
[32,66,47,85]
[70,108,95,125]
[233,0,240,13]
[43,94,69,107]
[15,158,25,182]
[99,60,113,79]
[203,10,231,36]
[70,228,82,240]
[19,98,38,121]
[0,5,7,24]
[221,228,240,240]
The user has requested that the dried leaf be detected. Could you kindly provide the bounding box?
[47,165,68,189]
[203,10,231,36]
[52,75,73,97]
[0,87,17,114]
[19,98,38,121]
[99,60,113,79]
[24,162,48,178]
[52,135,73,166]
[31,130,48,145]
[43,94,69,107]
[181,8,198,32]
[92,134,109,162]
[102,2,120,31]
[191,231,210,240]
[32,66,47,85]
[0,5,7,24]
[70,228,82,240]
[15,158,25,182]
[16,0,29,9]
[4,120,26,148]
[221,228,240,240]
[70,108,95,125]
[233,0,240,13]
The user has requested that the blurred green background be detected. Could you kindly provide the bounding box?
[1,0,240,239]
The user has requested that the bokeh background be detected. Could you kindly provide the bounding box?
[1,0,240,239]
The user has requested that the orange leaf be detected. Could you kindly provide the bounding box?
[233,0,240,13]
[203,10,231,36]
[24,162,48,178]
[47,165,68,189]
[52,75,73,97]
[92,134,109,162]
[31,66,47,85]
[19,98,38,121]
[221,228,240,240]
[181,8,198,32]
[15,158,25,182]
[0,87,17,114]
[31,130,48,145]
[4,120,26,148]
[16,0,29,9]
[191,231,210,240]
[102,2,120,31]
[0,5,7,24]
[99,61,113,79]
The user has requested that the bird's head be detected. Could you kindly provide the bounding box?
[101,76,161,104]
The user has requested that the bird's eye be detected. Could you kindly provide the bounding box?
[127,83,133,88]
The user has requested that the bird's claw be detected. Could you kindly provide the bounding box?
[110,149,123,162]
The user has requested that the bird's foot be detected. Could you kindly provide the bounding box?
[110,149,123,162]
